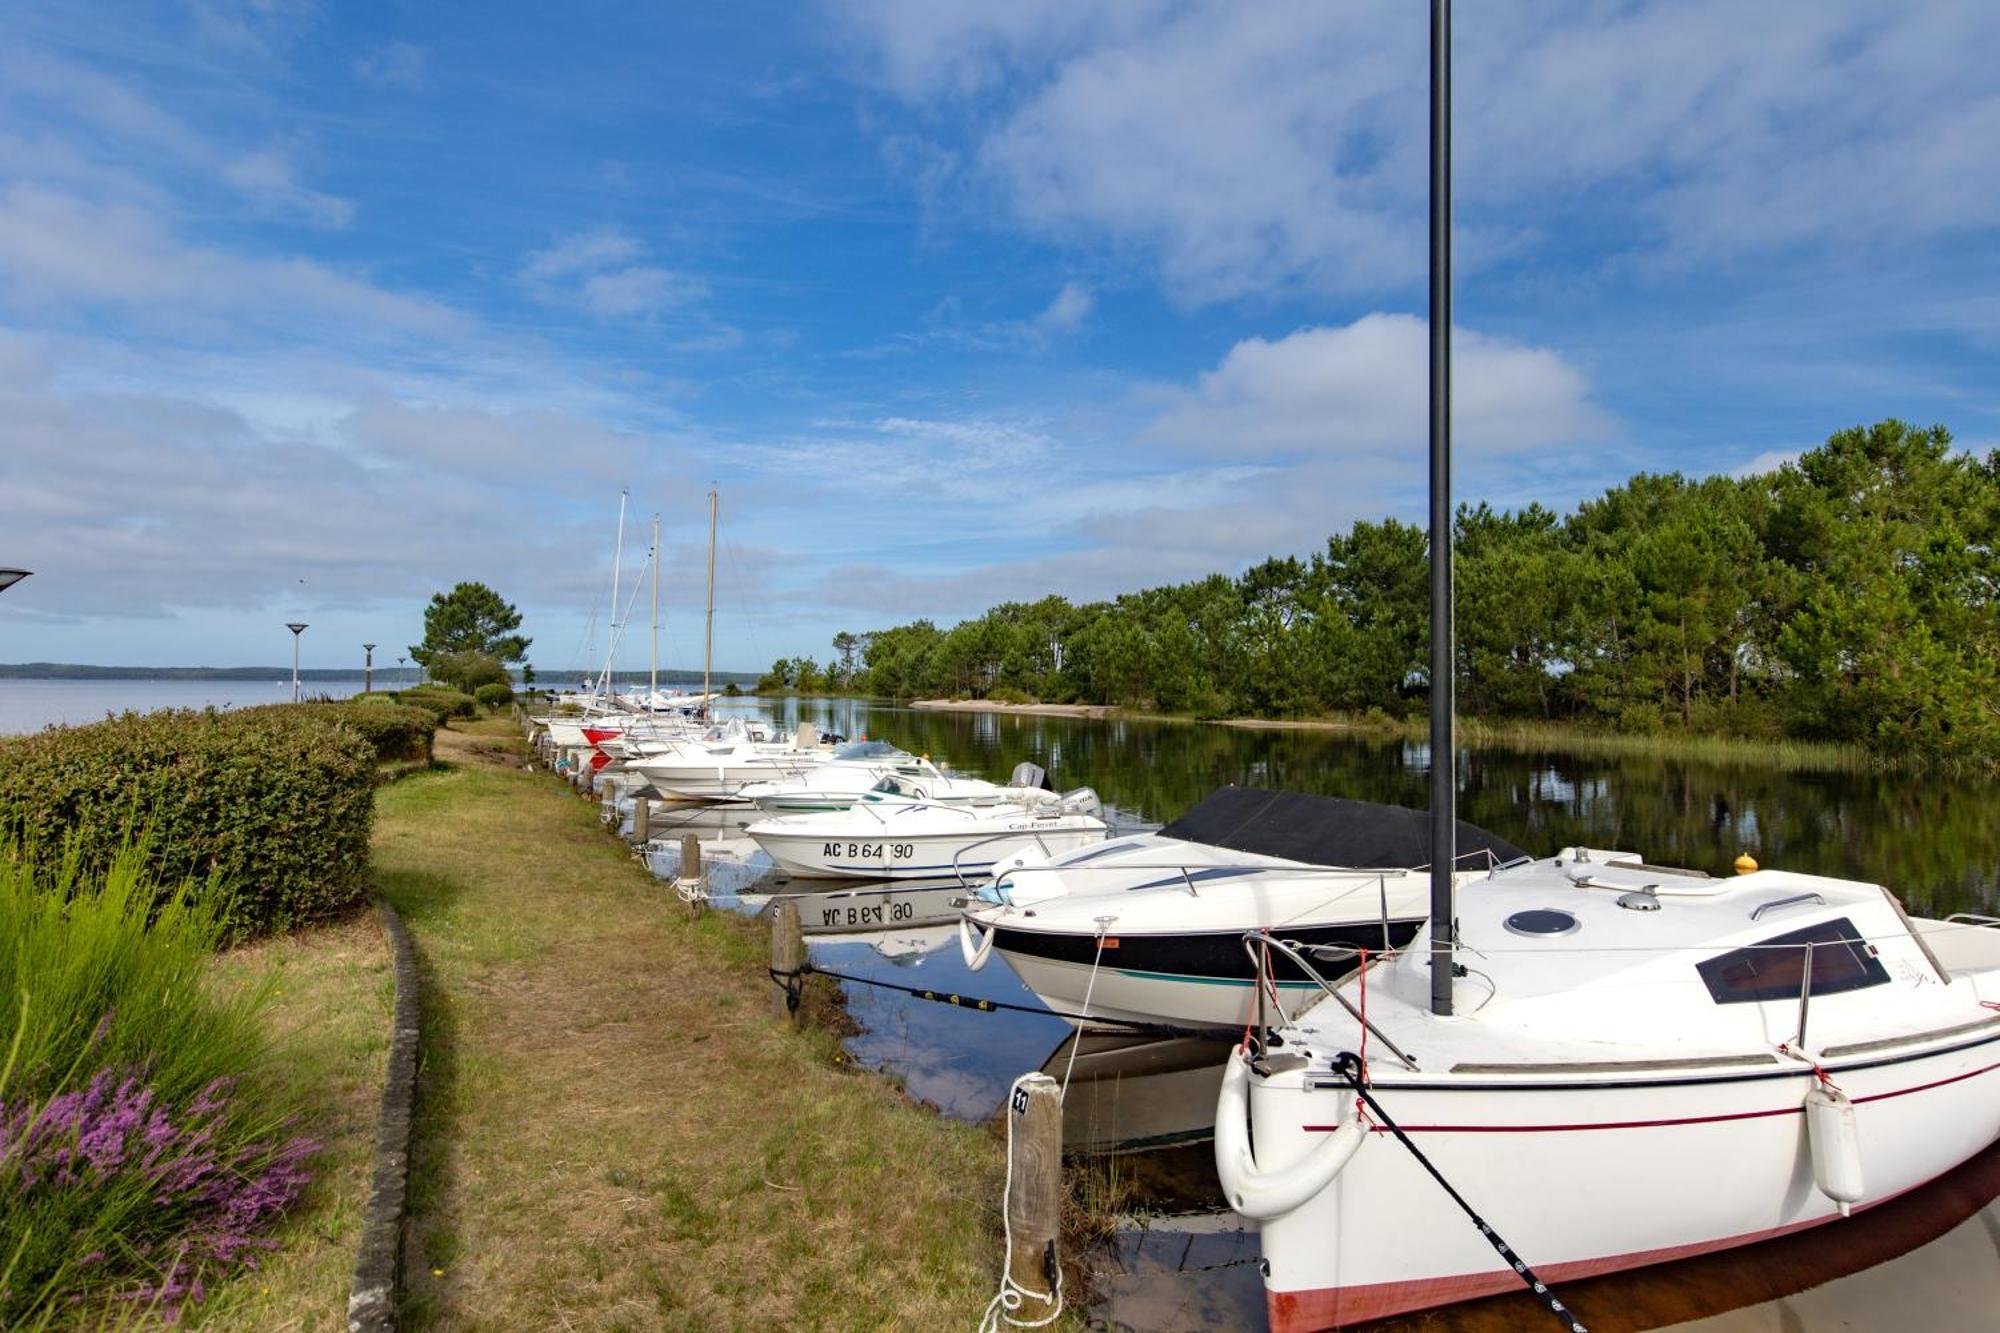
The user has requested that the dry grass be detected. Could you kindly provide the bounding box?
[184,911,394,1331]
[378,718,1010,1331]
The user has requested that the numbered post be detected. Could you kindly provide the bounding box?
[770,899,805,1027]
[680,833,704,914]
[1005,1073,1063,1323]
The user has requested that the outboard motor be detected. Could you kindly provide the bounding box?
[1058,787,1103,820]
[1009,761,1052,791]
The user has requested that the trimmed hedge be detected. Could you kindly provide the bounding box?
[0,708,375,938]
[243,700,437,764]
[395,687,477,722]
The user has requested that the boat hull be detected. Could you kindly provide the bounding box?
[990,919,1420,1029]
[753,824,1107,880]
[1247,1027,2000,1330]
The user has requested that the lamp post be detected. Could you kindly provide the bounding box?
[0,569,31,594]
[363,643,376,695]
[286,622,309,702]
[398,655,407,689]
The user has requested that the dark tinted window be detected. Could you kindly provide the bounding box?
[1697,916,1889,1005]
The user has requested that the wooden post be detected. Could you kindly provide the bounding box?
[770,899,804,1026]
[632,796,650,843]
[680,833,705,916]
[1004,1073,1063,1323]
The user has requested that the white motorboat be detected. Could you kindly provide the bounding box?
[1216,849,2000,1329]
[627,723,836,800]
[741,747,1015,815]
[958,788,1520,1030]
[745,788,1110,880]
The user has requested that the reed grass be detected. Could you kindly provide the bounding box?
[0,843,318,1326]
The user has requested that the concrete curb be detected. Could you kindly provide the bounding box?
[348,897,422,1332]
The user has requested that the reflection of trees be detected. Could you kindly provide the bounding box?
[743,699,1999,917]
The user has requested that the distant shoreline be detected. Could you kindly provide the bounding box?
[907,698,1123,720]
[0,663,760,684]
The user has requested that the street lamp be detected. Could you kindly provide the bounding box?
[397,655,407,689]
[363,643,376,694]
[0,569,31,594]
[286,622,309,702]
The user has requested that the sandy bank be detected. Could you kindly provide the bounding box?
[908,698,1122,720]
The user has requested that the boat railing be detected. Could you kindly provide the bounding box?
[949,829,1084,887]
[1239,931,1421,1071]
[1945,912,2000,928]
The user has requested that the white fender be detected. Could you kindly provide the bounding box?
[960,915,997,970]
[1214,1046,1364,1221]
[1805,1082,1863,1215]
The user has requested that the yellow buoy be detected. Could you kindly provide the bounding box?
[1734,852,1759,875]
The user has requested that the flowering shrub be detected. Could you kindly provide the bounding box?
[0,843,317,1324]
[0,1071,318,1323]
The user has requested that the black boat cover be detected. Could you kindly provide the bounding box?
[1156,787,1527,870]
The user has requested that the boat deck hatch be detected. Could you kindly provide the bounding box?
[1504,909,1581,937]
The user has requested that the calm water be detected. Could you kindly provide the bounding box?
[714,697,2000,917]
[0,676,373,734]
[662,699,2000,1331]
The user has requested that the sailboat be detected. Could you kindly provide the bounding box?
[1214,7,2000,1329]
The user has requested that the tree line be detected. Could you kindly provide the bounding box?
[768,422,1998,762]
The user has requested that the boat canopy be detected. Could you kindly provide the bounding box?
[1156,787,1526,871]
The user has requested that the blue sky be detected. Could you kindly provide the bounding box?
[1,0,1995,675]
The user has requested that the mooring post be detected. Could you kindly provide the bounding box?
[680,833,705,915]
[1004,1073,1063,1323]
[632,795,650,843]
[770,899,804,1026]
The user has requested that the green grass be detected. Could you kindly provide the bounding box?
[378,719,1013,1331]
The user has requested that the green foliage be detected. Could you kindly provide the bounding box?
[395,687,478,722]
[0,842,310,1323]
[243,699,437,764]
[831,421,2000,765]
[425,649,513,694]
[474,681,514,709]
[0,709,374,938]
[410,582,530,673]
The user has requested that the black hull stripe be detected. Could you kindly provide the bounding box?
[994,918,1423,981]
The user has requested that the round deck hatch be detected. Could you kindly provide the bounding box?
[1503,908,1581,937]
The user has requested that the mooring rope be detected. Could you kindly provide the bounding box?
[765,963,1237,1041]
[1327,1052,1588,1332]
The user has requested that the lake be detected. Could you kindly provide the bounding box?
[0,676,375,735]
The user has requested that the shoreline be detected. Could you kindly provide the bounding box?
[908,697,1123,720]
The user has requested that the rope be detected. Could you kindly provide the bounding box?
[1059,920,1116,1098]
[764,964,1237,1041]
[1329,1052,1588,1333]
[977,1076,1063,1332]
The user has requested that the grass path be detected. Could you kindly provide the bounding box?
[376,721,1006,1331]
[187,913,393,1331]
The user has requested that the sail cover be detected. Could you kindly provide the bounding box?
[1156,787,1527,870]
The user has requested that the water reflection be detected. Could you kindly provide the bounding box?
[714,699,2000,916]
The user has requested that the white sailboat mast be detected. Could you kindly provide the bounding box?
[596,490,628,704]
[650,512,661,715]
[703,487,717,717]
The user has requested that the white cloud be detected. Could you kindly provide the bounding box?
[1731,449,1803,479]
[1034,281,1092,335]
[841,1,2000,301]
[520,229,705,319]
[354,41,427,90]
[222,148,354,226]
[0,184,452,336]
[1144,314,1612,458]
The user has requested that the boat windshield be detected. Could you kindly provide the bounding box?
[836,740,900,761]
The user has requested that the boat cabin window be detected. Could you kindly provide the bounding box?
[1696,916,1890,1005]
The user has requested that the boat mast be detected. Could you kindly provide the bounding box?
[1428,0,1456,1017]
[703,486,717,718]
[650,512,661,717]
[599,489,629,705]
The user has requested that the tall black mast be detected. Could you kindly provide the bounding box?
[1427,0,1456,1017]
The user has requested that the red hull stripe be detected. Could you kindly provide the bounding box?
[1301,1059,2000,1135]
[1266,1163,1961,1330]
